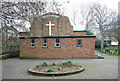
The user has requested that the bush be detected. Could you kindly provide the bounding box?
[47,69,54,72]
[42,62,48,67]
[62,61,73,67]
[52,62,56,66]
[95,39,107,49]
[68,65,72,67]
[67,60,72,64]
[36,65,39,68]
[95,39,101,48]
[85,30,93,35]
[57,68,60,70]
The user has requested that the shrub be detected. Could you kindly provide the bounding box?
[47,69,54,72]
[62,61,73,67]
[36,65,39,68]
[62,62,68,66]
[67,60,72,64]
[52,62,56,66]
[68,65,72,67]
[57,68,60,70]
[85,30,93,35]
[95,39,107,49]
[42,62,48,67]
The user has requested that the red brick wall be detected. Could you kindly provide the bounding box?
[19,32,30,36]
[30,13,81,36]
[20,37,95,58]
[72,32,86,35]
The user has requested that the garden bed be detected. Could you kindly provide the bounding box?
[28,61,85,76]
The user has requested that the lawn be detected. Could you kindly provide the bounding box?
[96,50,120,56]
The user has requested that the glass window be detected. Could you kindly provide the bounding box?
[43,39,47,48]
[55,38,60,48]
[77,39,82,46]
[56,38,60,43]
[31,39,35,48]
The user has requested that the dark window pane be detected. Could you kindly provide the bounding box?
[31,39,35,43]
[78,40,81,45]
[77,40,82,46]
[56,38,60,43]
[43,39,47,43]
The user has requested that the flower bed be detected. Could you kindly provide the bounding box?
[28,61,85,76]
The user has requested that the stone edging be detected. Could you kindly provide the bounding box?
[28,66,85,76]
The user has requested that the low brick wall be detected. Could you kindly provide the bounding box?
[20,37,95,58]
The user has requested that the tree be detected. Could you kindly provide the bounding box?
[90,3,115,51]
[47,0,66,15]
[95,39,107,49]
[108,16,120,55]
[0,2,47,31]
[80,4,93,30]
[71,10,78,25]
[1,1,65,49]
[0,1,47,49]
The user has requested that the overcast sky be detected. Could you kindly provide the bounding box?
[41,0,119,30]
[26,0,120,30]
[62,0,119,30]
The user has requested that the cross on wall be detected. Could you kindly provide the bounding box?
[46,21,55,36]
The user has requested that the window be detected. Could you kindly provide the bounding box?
[43,39,47,48]
[77,39,82,47]
[55,38,60,48]
[31,39,35,48]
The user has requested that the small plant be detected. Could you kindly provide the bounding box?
[62,61,73,67]
[36,65,39,68]
[67,60,72,64]
[57,68,60,70]
[42,62,48,67]
[47,69,54,72]
[62,62,68,66]
[68,65,72,67]
[52,62,56,66]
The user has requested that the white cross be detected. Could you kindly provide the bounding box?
[46,21,55,36]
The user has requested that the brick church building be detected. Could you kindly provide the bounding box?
[19,12,96,58]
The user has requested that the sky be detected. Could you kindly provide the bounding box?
[25,0,120,31]
[59,0,120,30]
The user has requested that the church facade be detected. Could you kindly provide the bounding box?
[19,12,96,58]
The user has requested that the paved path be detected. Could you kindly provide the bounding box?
[2,55,118,79]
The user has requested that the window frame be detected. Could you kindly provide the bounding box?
[55,38,60,48]
[42,38,47,48]
[77,39,82,47]
[31,39,35,48]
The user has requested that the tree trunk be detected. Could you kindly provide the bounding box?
[85,24,88,30]
[101,34,104,51]
[118,41,120,55]
[85,19,88,30]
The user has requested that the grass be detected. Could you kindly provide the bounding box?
[0,46,19,49]
[0,53,19,59]
[9,45,19,47]
[96,50,120,56]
